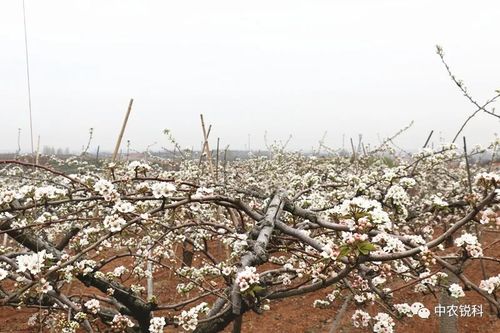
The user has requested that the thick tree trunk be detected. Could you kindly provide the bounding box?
[329,295,352,333]
[440,268,459,333]
[232,315,243,333]
[182,240,194,267]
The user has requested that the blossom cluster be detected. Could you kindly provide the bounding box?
[352,310,396,333]
[128,161,152,174]
[454,233,483,257]
[479,208,500,226]
[103,214,127,232]
[475,172,499,186]
[414,271,448,292]
[235,266,260,292]
[448,283,465,298]
[111,314,135,330]
[149,317,166,333]
[113,200,135,213]
[94,179,119,201]
[34,185,67,201]
[174,302,209,331]
[479,274,500,294]
[16,250,53,275]
[373,312,396,333]
[428,194,448,208]
[351,309,371,327]
[151,182,176,198]
[84,299,100,314]
[333,197,392,231]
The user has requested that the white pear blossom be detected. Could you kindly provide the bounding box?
[34,186,67,201]
[151,182,176,198]
[351,309,371,328]
[0,190,15,204]
[475,172,499,185]
[372,312,395,333]
[111,314,135,330]
[40,278,53,294]
[112,266,127,277]
[429,194,448,207]
[193,187,214,198]
[313,299,330,308]
[94,179,119,201]
[103,214,127,232]
[394,303,413,317]
[454,233,483,257]
[16,250,53,275]
[84,299,101,314]
[0,268,8,280]
[149,317,166,333]
[479,274,500,294]
[175,302,209,331]
[448,283,465,298]
[235,266,260,292]
[113,200,135,213]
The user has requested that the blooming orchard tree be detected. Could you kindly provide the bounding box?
[0,139,499,333]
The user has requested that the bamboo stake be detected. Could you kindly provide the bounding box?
[356,134,362,153]
[15,128,21,158]
[350,137,356,161]
[200,114,214,175]
[35,135,40,165]
[112,98,134,161]
[317,131,327,156]
[216,138,220,181]
[198,126,212,166]
[223,145,229,185]
[146,249,153,300]
[126,140,130,161]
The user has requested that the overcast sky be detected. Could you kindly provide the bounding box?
[1,0,499,153]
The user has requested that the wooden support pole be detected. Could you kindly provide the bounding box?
[126,140,130,161]
[223,145,229,185]
[350,137,356,161]
[112,98,134,161]
[216,138,220,181]
[35,135,40,165]
[199,125,212,166]
[200,114,214,175]
[146,249,154,300]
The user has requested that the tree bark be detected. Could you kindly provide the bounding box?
[439,268,459,333]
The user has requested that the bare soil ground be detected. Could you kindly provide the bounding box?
[1,231,499,333]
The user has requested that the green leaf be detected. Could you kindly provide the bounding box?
[252,285,266,295]
[338,245,351,258]
[357,241,376,255]
[302,201,311,209]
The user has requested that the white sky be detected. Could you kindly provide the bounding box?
[1,0,499,153]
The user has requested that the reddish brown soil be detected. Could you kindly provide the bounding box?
[1,232,499,333]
